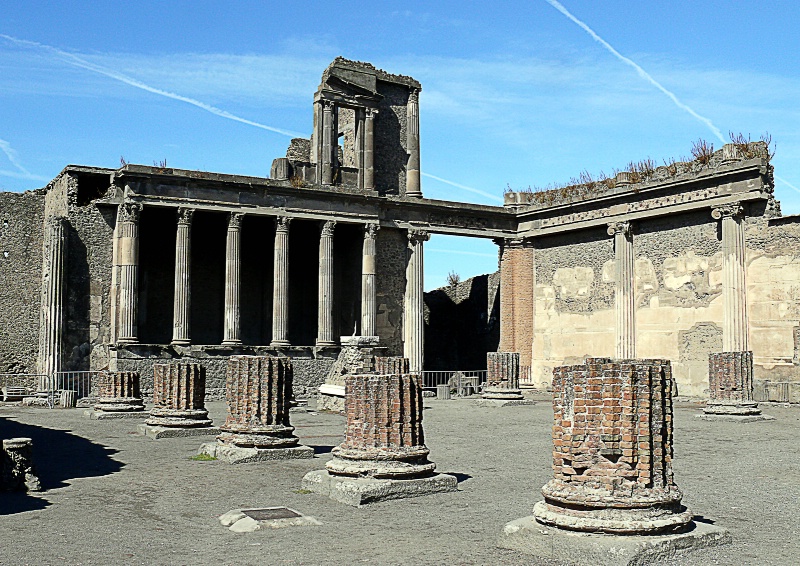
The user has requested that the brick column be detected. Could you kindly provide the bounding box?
[146,363,211,428]
[497,238,535,368]
[271,216,291,347]
[483,352,523,400]
[326,373,435,478]
[404,229,429,372]
[223,212,243,346]
[705,351,761,415]
[374,356,410,375]
[608,222,635,359]
[94,371,144,413]
[533,358,691,534]
[117,202,142,345]
[316,220,336,346]
[361,223,379,337]
[172,207,193,345]
[37,216,67,390]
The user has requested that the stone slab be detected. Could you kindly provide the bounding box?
[473,398,534,408]
[498,515,730,566]
[695,413,776,423]
[138,423,220,439]
[84,409,147,420]
[219,508,321,532]
[301,469,458,507]
[199,442,314,464]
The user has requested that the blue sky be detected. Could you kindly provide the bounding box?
[2,1,798,289]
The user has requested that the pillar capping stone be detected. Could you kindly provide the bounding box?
[364,222,380,238]
[407,228,430,243]
[711,203,744,220]
[276,215,292,232]
[177,206,194,225]
[606,220,631,236]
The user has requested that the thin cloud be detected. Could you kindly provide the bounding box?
[776,175,800,195]
[543,0,725,143]
[0,34,303,138]
[422,172,504,203]
[0,138,47,182]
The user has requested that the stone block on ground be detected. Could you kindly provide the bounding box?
[219,507,321,531]
[139,423,221,440]
[1,437,41,492]
[199,442,313,464]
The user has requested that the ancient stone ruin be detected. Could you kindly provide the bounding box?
[478,351,531,406]
[139,363,217,439]
[87,371,144,419]
[199,355,313,463]
[303,372,456,506]
[1,437,41,492]
[701,351,772,421]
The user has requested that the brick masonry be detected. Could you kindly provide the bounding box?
[534,358,692,534]
[146,363,212,428]
[94,371,144,412]
[705,351,761,415]
[498,243,534,367]
[374,356,410,375]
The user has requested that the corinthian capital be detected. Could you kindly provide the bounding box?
[711,203,743,220]
[365,223,380,239]
[321,220,336,237]
[119,202,143,224]
[407,228,430,244]
[276,216,292,232]
[177,207,194,226]
[228,212,244,229]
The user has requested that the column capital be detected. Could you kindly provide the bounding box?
[321,219,336,237]
[228,212,244,229]
[364,223,380,239]
[607,221,631,237]
[276,215,292,232]
[365,107,379,119]
[712,203,743,220]
[119,202,143,223]
[408,88,420,103]
[500,237,530,249]
[177,207,195,226]
[322,99,335,111]
[407,228,430,244]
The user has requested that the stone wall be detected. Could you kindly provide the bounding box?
[374,81,409,197]
[0,189,46,373]
[375,227,406,356]
[424,271,500,371]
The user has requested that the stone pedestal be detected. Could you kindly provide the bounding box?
[199,356,312,463]
[700,351,772,421]
[140,363,217,439]
[87,371,145,419]
[303,373,457,506]
[1,438,41,492]
[480,352,530,406]
[500,358,728,563]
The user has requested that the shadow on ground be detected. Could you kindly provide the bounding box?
[1,416,123,515]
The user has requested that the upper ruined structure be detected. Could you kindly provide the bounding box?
[271,57,422,197]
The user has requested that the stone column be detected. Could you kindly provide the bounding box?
[117,202,143,345]
[404,229,429,372]
[608,221,635,359]
[321,100,334,185]
[37,216,67,390]
[93,371,144,415]
[222,212,243,346]
[712,204,749,352]
[531,358,691,533]
[145,363,212,428]
[361,223,379,338]
[405,89,422,197]
[271,216,291,347]
[200,356,313,462]
[483,352,525,401]
[363,108,377,191]
[316,220,336,346]
[172,207,194,346]
[355,109,365,189]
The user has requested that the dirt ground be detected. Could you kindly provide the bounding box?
[1,395,798,566]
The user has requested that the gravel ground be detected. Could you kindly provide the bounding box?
[1,395,798,565]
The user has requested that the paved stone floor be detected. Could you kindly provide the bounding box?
[1,395,798,565]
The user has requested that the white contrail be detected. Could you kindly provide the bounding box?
[0,138,31,175]
[427,248,497,258]
[0,34,303,138]
[422,172,504,203]
[776,175,800,195]
[543,0,725,143]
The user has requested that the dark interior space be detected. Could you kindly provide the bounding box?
[333,223,362,337]
[137,207,176,344]
[75,172,111,206]
[190,210,227,345]
[240,215,274,345]
[287,220,319,345]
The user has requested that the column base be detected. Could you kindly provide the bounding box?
[117,338,139,346]
[405,190,423,198]
[138,423,220,439]
[171,339,191,346]
[199,441,313,464]
[221,340,243,347]
[270,340,291,348]
[315,340,337,347]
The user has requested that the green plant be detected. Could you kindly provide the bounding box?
[189,453,217,461]
[447,271,461,286]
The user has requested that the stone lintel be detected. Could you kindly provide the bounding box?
[473,398,533,408]
[498,516,730,566]
[138,424,220,439]
[301,469,457,507]
[84,409,147,420]
[199,442,313,464]
[695,413,775,423]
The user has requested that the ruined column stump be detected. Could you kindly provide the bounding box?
[698,351,773,422]
[303,373,457,506]
[316,346,388,413]
[499,358,729,565]
[1,438,41,492]
[139,363,218,439]
[477,352,532,407]
[199,356,313,463]
[85,371,145,419]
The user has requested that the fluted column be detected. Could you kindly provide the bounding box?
[321,100,334,185]
[271,216,291,347]
[713,204,749,351]
[37,216,67,389]
[364,108,377,191]
[405,89,422,197]
[117,202,142,345]
[361,223,379,337]
[404,229,429,372]
[223,212,243,346]
[317,220,336,346]
[608,221,635,359]
[172,207,194,345]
